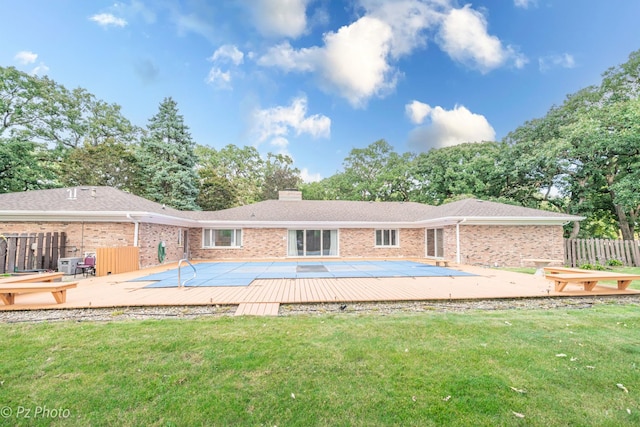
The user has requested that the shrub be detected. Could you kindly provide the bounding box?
[579,263,607,271]
[606,259,623,267]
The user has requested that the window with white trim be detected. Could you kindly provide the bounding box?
[203,229,242,248]
[375,229,398,247]
[177,229,183,247]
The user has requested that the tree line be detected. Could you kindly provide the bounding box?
[1,50,639,239]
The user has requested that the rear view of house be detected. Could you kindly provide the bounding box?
[0,187,582,274]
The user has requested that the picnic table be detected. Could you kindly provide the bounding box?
[0,271,64,284]
[522,258,563,276]
[0,272,73,305]
[543,269,640,292]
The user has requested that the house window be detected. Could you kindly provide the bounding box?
[203,229,242,248]
[375,229,398,247]
[288,229,338,257]
[177,229,183,247]
[425,228,444,258]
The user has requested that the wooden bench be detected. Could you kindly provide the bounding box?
[0,272,64,285]
[434,260,450,267]
[543,266,594,275]
[545,272,640,292]
[0,281,78,305]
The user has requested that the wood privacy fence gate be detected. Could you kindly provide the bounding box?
[0,232,66,274]
[95,246,139,277]
[564,238,640,267]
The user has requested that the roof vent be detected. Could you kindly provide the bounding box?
[278,190,302,201]
[66,188,77,200]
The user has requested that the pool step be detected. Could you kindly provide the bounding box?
[235,302,280,316]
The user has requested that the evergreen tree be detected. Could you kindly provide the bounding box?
[138,97,199,210]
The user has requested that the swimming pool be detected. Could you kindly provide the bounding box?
[133,260,475,288]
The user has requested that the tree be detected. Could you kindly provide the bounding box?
[504,50,640,239]
[195,168,237,211]
[59,139,142,192]
[0,138,57,193]
[261,153,302,200]
[338,140,418,201]
[0,66,137,149]
[414,142,505,205]
[138,97,199,210]
[195,144,265,206]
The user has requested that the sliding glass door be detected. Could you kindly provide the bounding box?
[288,229,338,257]
[425,228,444,258]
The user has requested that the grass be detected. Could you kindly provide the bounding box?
[1,306,640,426]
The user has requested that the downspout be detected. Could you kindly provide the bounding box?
[456,219,467,264]
[127,214,139,247]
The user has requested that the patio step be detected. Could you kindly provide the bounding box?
[235,303,280,316]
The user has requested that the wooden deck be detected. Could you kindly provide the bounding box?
[1,261,638,315]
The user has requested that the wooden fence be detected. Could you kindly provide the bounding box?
[0,232,67,274]
[96,246,139,277]
[564,238,640,267]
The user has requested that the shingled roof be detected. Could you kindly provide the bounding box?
[185,200,435,223]
[0,186,181,215]
[0,186,583,226]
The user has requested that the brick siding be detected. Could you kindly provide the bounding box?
[0,222,134,258]
[457,224,565,266]
[2,221,566,268]
[189,228,288,260]
[339,228,424,258]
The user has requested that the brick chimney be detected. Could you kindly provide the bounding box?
[278,190,302,201]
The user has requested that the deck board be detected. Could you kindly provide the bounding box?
[2,262,639,315]
[235,303,280,316]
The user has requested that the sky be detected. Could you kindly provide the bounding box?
[2,1,639,182]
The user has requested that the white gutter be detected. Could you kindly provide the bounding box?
[456,219,467,264]
[126,214,140,247]
[193,220,423,229]
[416,215,585,227]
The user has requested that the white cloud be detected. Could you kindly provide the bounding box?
[31,63,50,76]
[320,16,397,107]
[175,13,215,41]
[89,13,128,28]
[252,96,331,151]
[300,168,322,183]
[127,0,157,24]
[514,0,537,9]
[257,41,318,72]
[259,16,397,107]
[359,0,444,58]
[258,1,524,106]
[205,68,232,89]
[436,5,525,73]
[206,45,245,90]
[405,100,432,124]
[210,45,244,65]
[246,0,309,38]
[539,53,576,72]
[14,51,38,65]
[407,103,496,151]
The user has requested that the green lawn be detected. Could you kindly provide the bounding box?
[1,306,640,426]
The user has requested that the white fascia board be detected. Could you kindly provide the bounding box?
[417,216,584,227]
[0,211,197,227]
[194,220,423,229]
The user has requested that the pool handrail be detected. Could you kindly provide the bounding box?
[178,259,196,288]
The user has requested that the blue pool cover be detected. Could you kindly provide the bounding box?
[133,260,475,288]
